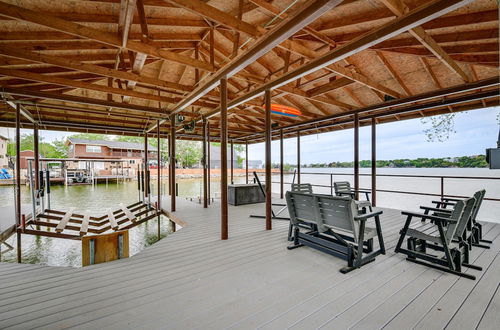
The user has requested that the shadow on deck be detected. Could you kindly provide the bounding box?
[0,197,498,329]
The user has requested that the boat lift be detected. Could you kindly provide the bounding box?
[18,162,162,241]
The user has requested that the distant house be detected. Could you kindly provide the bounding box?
[66,138,156,160]
[19,150,35,169]
[65,138,157,171]
[209,147,239,169]
[0,134,8,169]
[248,160,263,169]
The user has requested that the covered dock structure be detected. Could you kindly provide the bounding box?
[0,0,498,328]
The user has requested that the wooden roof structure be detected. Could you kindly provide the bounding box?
[0,0,497,142]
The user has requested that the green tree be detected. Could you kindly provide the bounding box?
[7,134,68,158]
[175,140,202,167]
[69,133,109,141]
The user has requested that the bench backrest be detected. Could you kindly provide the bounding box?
[470,190,486,223]
[286,191,320,228]
[291,183,313,194]
[451,197,476,241]
[437,199,464,243]
[316,194,360,241]
[334,181,351,196]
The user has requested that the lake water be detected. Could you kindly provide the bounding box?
[0,167,499,267]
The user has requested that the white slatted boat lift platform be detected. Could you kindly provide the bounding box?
[19,201,162,240]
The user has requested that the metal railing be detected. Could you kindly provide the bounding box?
[269,171,500,203]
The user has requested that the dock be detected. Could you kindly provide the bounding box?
[0,197,498,329]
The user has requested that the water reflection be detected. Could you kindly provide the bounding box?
[0,178,209,267]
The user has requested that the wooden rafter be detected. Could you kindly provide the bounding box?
[0,1,213,72]
[379,0,472,82]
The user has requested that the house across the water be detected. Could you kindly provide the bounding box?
[65,138,157,172]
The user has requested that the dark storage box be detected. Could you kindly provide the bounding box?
[228,184,265,206]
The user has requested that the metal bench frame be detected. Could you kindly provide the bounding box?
[395,198,480,280]
[286,191,385,274]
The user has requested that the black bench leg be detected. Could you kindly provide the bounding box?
[374,215,385,254]
[287,226,303,250]
[395,215,412,253]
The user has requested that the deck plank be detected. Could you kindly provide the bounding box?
[0,197,498,329]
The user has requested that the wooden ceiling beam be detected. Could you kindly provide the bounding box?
[374,29,498,50]
[136,0,149,38]
[164,0,261,38]
[0,31,203,41]
[379,0,471,82]
[375,51,412,96]
[0,12,209,28]
[0,1,213,72]
[160,0,343,125]
[203,0,477,121]
[1,88,169,115]
[0,67,180,104]
[306,77,354,97]
[247,0,403,98]
[0,46,193,93]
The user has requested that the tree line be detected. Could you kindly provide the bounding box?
[303,155,488,168]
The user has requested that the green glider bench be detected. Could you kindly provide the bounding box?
[286,191,385,273]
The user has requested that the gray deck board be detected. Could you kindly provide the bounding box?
[0,196,498,329]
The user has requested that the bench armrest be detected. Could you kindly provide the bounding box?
[442,197,461,202]
[401,210,457,224]
[350,189,371,194]
[354,210,383,221]
[431,200,455,206]
[420,206,453,213]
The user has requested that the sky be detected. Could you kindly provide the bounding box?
[0,106,498,164]
[247,106,500,164]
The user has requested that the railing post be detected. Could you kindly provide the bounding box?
[330,173,333,196]
[440,177,444,200]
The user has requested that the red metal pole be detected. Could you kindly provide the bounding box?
[265,89,272,230]
[170,115,176,212]
[202,118,208,208]
[297,132,301,184]
[354,112,360,200]
[157,120,161,239]
[15,104,21,263]
[371,117,377,206]
[207,124,211,205]
[230,140,234,184]
[245,141,248,184]
[220,78,228,239]
[280,129,284,199]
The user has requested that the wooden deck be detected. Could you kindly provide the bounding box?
[0,197,499,329]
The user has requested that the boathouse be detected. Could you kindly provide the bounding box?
[0,0,499,328]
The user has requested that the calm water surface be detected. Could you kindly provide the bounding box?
[0,168,499,267]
